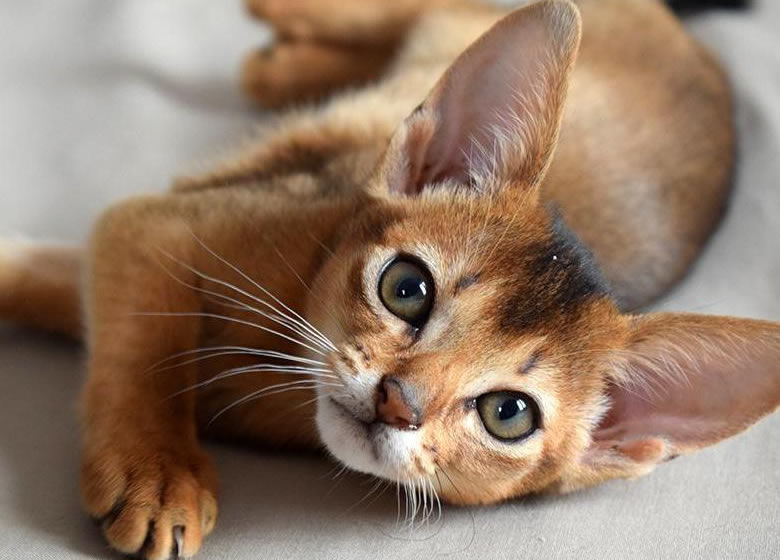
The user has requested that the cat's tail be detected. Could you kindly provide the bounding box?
[0,239,83,339]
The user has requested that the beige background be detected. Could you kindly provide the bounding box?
[0,1,778,558]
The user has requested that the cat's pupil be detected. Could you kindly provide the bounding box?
[396,277,425,299]
[498,398,521,421]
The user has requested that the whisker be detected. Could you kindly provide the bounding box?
[343,477,386,515]
[155,249,336,352]
[165,363,336,401]
[424,479,433,527]
[321,462,348,482]
[184,230,338,352]
[432,471,443,527]
[414,481,422,527]
[363,480,392,510]
[325,462,351,497]
[408,480,420,528]
[421,479,429,527]
[210,362,335,379]
[207,380,337,427]
[307,231,336,258]
[395,472,402,526]
[332,464,349,481]
[146,346,328,375]
[404,482,412,528]
[271,246,344,339]
[285,393,332,416]
[200,295,334,353]
[130,311,327,356]
[439,467,476,553]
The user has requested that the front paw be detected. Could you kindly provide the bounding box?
[80,443,218,559]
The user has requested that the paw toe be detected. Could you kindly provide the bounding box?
[102,503,152,555]
[199,490,218,535]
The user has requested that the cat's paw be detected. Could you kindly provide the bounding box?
[241,41,347,108]
[241,42,305,108]
[245,0,318,40]
[241,41,391,108]
[244,0,423,45]
[80,443,218,560]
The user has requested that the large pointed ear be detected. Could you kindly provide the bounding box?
[583,313,780,482]
[378,0,582,196]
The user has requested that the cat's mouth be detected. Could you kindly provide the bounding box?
[315,395,426,482]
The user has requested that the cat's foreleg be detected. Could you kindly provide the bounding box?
[79,198,218,560]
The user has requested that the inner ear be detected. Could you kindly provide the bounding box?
[378,0,582,196]
[587,313,780,474]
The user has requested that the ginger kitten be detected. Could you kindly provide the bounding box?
[0,1,778,559]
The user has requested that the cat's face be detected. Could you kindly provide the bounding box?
[295,2,615,502]
[307,188,625,503]
[303,0,779,504]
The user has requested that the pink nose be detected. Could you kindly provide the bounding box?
[376,377,420,430]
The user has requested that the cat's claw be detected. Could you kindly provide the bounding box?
[173,525,185,558]
[81,444,218,560]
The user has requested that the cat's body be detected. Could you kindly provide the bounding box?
[0,1,777,560]
[183,0,733,311]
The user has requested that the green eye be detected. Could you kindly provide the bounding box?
[378,258,435,328]
[476,391,539,442]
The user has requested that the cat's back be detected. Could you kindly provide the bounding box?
[545,0,735,308]
[315,0,735,309]
[178,0,734,309]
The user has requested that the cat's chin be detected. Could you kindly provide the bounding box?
[315,396,424,483]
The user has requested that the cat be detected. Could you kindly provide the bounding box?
[0,0,778,559]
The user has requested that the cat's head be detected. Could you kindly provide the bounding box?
[305,0,780,504]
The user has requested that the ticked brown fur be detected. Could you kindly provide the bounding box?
[0,1,777,560]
